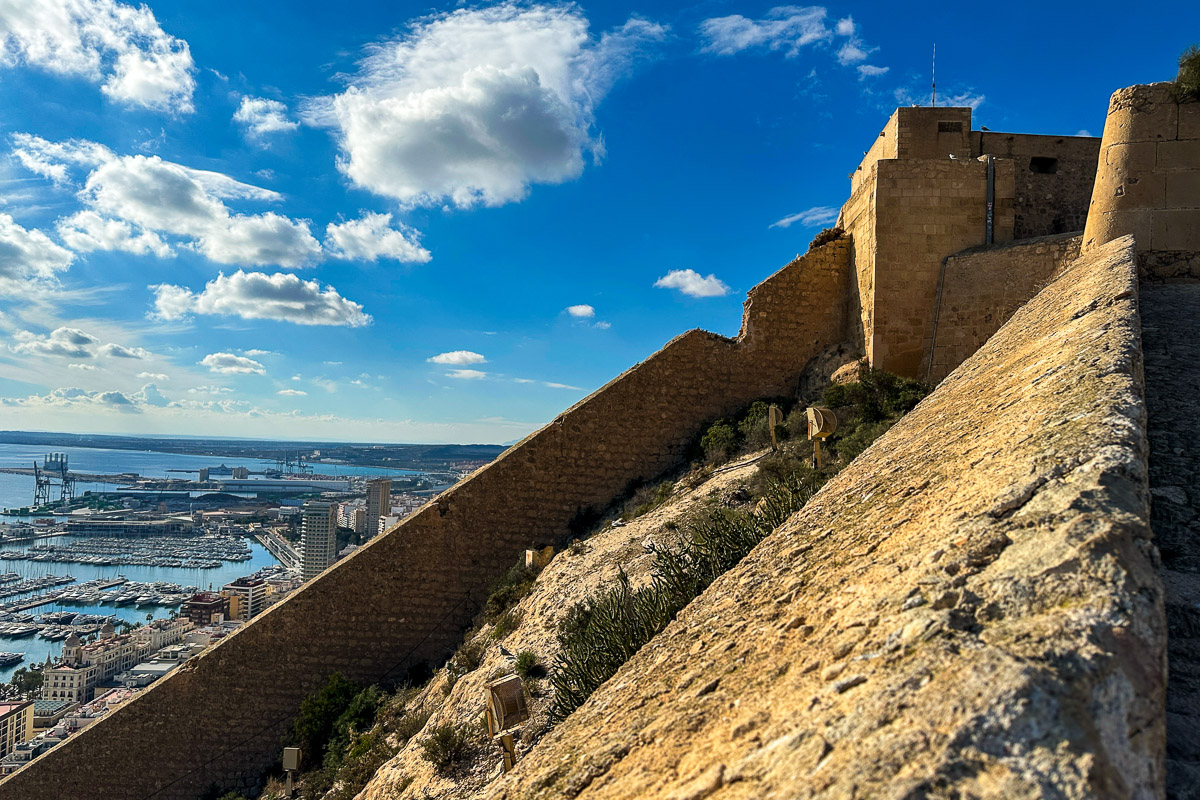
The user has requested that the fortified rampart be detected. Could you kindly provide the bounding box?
[839,105,1099,378]
[0,245,853,798]
[487,235,1166,800]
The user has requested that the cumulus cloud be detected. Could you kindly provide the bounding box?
[233,96,299,138]
[770,206,838,229]
[151,270,372,327]
[10,326,98,358]
[0,212,74,292]
[428,350,486,366]
[0,0,196,111]
[565,304,595,318]
[1,385,138,410]
[69,362,95,370]
[131,382,168,406]
[325,212,431,263]
[306,3,666,208]
[12,136,323,269]
[654,269,730,298]
[57,210,172,257]
[447,369,487,379]
[97,342,149,358]
[136,371,168,380]
[10,133,111,183]
[277,388,306,396]
[9,325,154,361]
[699,6,831,56]
[200,352,265,375]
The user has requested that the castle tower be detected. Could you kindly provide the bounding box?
[1082,82,1200,279]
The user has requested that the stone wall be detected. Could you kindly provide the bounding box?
[871,156,1015,377]
[487,235,1166,800]
[973,131,1101,238]
[0,244,852,800]
[1084,83,1200,279]
[924,232,1082,383]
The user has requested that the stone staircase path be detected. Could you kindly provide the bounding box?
[1142,283,1200,800]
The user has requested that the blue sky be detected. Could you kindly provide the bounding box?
[0,1,1192,444]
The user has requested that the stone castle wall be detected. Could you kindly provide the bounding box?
[924,232,1082,383]
[0,245,852,799]
[972,131,1100,239]
[870,156,1015,377]
[487,235,1166,800]
[1084,83,1200,280]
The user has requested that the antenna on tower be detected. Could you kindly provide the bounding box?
[931,43,936,107]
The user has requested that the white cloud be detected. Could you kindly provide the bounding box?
[654,269,730,298]
[857,64,888,79]
[770,206,838,229]
[188,385,232,394]
[57,210,172,257]
[242,349,273,357]
[1,385,138,410]
[152,271,372,327]
[307,3,666,208]
[0,0,196,112]
[837,42,868,64]
[97,342,149,358]
[447,369,487,380]
[835,17,854,36]
[12,137,323,269]
[277,388,306,396]
[428,350,486,366]
[0,212,74,292]
[699,6,831,57]
[200,352,265,375]
[543,381,581,390]
[233,96,299,138]
[566,304,595,318]
[137,371,168,380]
[10,326,98,358]
[593,320,611,330]
[131,382,167,406]
[68,362,94,370]
[325,212,431,264]
[10,133,111,183]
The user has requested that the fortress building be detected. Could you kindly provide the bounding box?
[1,81,1197,800]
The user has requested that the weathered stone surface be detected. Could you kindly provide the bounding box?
[484,236,1165,800]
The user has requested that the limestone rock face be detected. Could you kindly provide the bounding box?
[482,236,1165,800]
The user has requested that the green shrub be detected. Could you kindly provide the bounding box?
[491,607,524,640]
[322,685,383,771]
[700,420,737,463]
[622,479,675,520]
[445,640,485,693]
[392,707,432,744]
[326,729,399,800]
[483,565,537,621]
[419,723,471,775]
[291,673,362,765]
[514,650,545,679]
[549,469,823,721]
[1176,44,1200,101]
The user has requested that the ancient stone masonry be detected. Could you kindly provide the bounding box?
[924,232,1081,383]
[0,245,851,799]
[487,236,1166,800]
[838,105,1099,378]
[1084,83,1200,281]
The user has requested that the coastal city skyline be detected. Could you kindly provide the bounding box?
[1,0,1188,444]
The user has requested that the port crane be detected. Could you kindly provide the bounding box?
[32,453,75,506]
